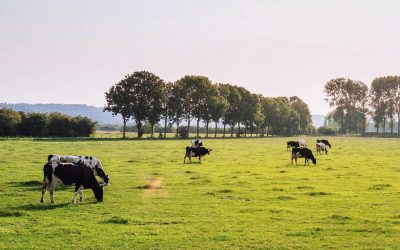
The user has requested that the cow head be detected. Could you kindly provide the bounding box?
[311,158,317,165]
[95,164,110,186]
[207,148,213,155]
[93,184,104,202]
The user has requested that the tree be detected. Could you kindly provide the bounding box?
[324,78,368,134]
[201,85,228,137]
[218,84,242,137]
[168,82,185,137]
[175,75,213,137]
[289,96,312,134]
[17,112,48,137]
[0,108,21,136]
[104,80,133,138]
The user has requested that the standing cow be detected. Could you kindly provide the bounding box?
[184,147,212,163]
[41,161,103,204]
[317,139,331,148]
[316,142,328,155]
[291,147,317,165]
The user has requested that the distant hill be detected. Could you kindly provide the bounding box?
[0,103,123,125]
[311,115,325,128]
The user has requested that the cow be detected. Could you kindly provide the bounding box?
[184,147,212,163]
[316,142,328,155]
[48,155,110,186]
[191,139,203,148]
[291,147,317,165]
[40,161,103,204]
[286,141,300,150]
[317,139,331,148]
[297,139,307,147]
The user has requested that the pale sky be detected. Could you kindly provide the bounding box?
[1,0,399,115]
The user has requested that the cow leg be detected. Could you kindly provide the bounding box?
[79,189,84,202]
[291,154,294,165]
[188,155,192,163]
[40,182,48,203]
[73,185,83,204]
[198,156,201,163]
[49,182,56,203]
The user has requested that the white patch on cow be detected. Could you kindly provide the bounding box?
[297,139,307,147]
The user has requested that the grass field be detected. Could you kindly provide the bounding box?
[0,137,399,249]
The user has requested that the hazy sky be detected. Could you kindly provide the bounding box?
[1,0,399,115]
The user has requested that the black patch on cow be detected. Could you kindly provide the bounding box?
[85,156,89,159]
[47,155,54,162]
[89,157,93,160]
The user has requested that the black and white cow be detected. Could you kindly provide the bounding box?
[286,141,300,150]
[184,147,212,163]
[291,147,317,165]
[317,139,331,148]
[191,139,203,148]
[40,161,103,204]
[316,142,328,155]
[48,155,109,186]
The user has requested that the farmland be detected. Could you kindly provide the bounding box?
[0,137,399,249]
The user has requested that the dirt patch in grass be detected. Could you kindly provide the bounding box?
[328,214,351,221]
[218,189,233,193]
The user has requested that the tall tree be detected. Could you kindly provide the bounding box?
[104,80,133,138]
[218,84,242,137]
[289,96,312,134]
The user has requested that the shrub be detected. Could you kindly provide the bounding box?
[317,126,335,136]
[178,127,188,138]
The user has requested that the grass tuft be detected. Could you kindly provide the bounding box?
[105,216,129,224]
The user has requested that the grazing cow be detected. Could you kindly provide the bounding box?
[40,162,103,204]
[191,139,203,148]
[291,147,317,165]
[297,139,307,147]
[316,142,328,155]
[317,139,331,148]
[286,141,300,150]
[184,147,212,163]
[48,155,110,186]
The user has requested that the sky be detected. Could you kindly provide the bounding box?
[1,0,399,115]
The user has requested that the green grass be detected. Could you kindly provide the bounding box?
[0,137,399,249]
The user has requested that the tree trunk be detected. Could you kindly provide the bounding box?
[376,121,379,135]
[150,123,155,138]
[390,118,394,134]
[176,121,179,138]
[397,118,400,136]
[383,118,386,134]
[136,120,143,138]
[164,116,167,138]
[215,123,217,138]
[237,122,240,137]
[196,119,200,138]
[187,115,191,138]
[223,124,226,137]
[122,118,127,139]
[205,121,209,138]
[231,126,234,137]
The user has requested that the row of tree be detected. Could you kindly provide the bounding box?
[104,71,313,138]
[0,108,96,137]
[324,76,400,134]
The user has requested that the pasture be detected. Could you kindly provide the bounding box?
[0,137,399,249]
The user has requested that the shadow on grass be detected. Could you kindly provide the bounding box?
[8,180,43,191]
[14,203,69,211]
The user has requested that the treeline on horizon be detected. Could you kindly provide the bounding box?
[0,109,96,137]
[324,76,400,135]
[104,71,313,138]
